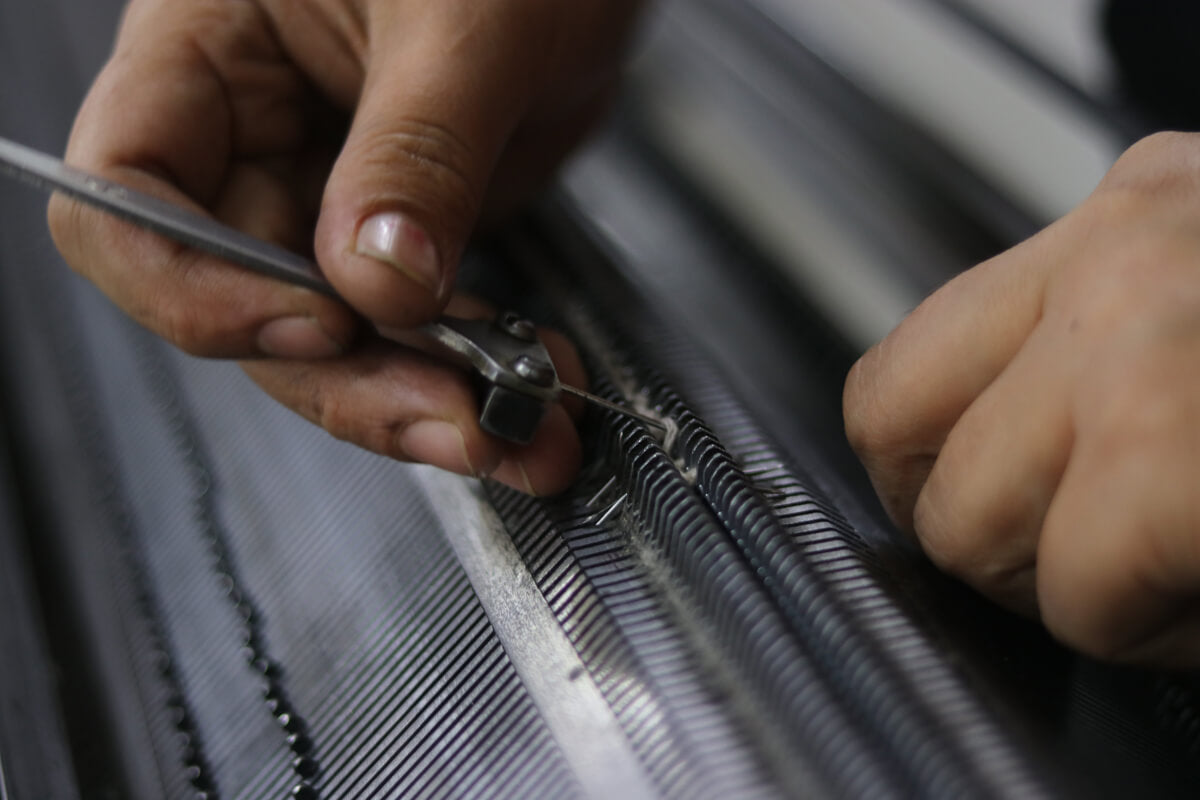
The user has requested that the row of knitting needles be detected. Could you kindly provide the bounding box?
[581,408,685,526]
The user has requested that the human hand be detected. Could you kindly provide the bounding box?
[48,0,645,494]
[844,132,1200,667]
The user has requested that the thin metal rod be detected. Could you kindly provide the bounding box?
[594,493,629,526]
[585,476,619,509]
[558,384,669,433]
[0,136,335,295]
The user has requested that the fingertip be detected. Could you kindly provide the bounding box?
[256,315,346,359]
[45,192,75,253]
[491,406,583,496]
[491,459,538,496]
[316,205,451,327]
[398,418,503,479]
[355,211,445,295]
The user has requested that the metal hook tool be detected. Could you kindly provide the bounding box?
[0,135,666,445]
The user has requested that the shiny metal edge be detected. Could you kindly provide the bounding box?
[413,468,660,800]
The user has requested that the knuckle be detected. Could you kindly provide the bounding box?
[153,290,213,356]
[1101,131,1200,195]
[145,252,250,357]
[314,388,357,445]
[912,493,976,578]
[314,386,400,456]
[845,349,940,532]
[1062,132,1200,309]
[843,353,887,458]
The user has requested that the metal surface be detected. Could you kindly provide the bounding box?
[508,212,1048,799]
[416,468,660,800]
[382,314,558,443]
[0,136,332,294]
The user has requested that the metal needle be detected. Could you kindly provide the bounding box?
[558,383,669,434]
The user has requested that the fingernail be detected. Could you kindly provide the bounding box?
[355,212,442,294]
[491,458,540,496]
[257,316,343,359]
[516,460,538,496]
[399,420,484,477]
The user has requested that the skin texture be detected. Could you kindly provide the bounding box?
[48,0,645,495]
[845,132,1200,668]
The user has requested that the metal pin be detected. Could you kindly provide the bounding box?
[593,493,628,527]
[756,484,788,502]
[559,384,669,434]
[584,476,619,509]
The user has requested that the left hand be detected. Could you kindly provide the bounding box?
[843,132,1200,667]
[49,0,646,495]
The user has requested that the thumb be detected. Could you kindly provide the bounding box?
[314,15,528,327]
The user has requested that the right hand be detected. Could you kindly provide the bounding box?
[844,132,1200,666]
[49,0,646,494]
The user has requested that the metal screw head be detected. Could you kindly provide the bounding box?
[496,310,538,342]
[511,355,555,387]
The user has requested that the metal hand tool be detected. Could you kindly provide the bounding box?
[0,135,664,445]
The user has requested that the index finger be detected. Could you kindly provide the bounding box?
[843,217,1065,528]
[48,0,355,358]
